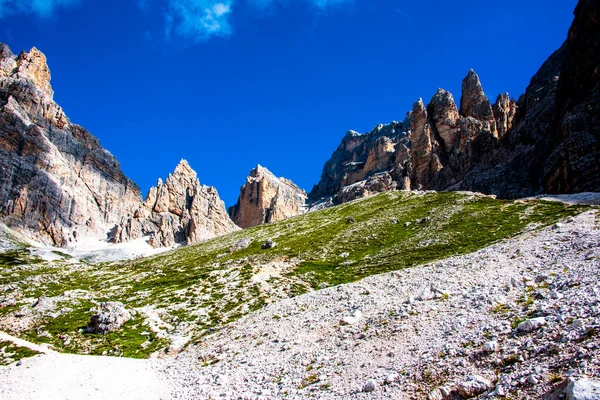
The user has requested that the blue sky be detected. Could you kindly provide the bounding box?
[1,0,578,206]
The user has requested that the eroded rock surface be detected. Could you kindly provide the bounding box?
[229,165,307,229]
[0,44,237,248]
[112,160,239,247]
[310,0,600,204]
[0,44,142,246]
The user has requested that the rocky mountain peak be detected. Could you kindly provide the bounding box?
[0,43,238,248]
[249,164,273,179]
[229,165,307,229]
[114,160,239,247]
[460,70,495,128]
[14,47,53,98]
[172,159,196,179]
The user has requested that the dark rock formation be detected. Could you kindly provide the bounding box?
[229,165,307,229]
[542,0,600,193]
[310,0,600,203]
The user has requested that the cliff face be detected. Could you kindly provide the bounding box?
[310,0,599,203]
[229,165,307,229]
[0,45,142,246]
[0,44,238,247]
[311,70,515,203]
[112,160,239,247]
[309,122,411,202]
[542,0,600,193]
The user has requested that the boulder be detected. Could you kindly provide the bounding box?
[566,378,600,400]
[457,375,492,398]
[86,302,132,334]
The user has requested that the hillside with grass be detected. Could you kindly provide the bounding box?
[0,191,593,360]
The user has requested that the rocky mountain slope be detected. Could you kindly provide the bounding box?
[0,191,591,357]
[162,210,600,399]
[310,0,600,204]
[0,193,597,399]
[0,45,237,248]
[229,165,307,229]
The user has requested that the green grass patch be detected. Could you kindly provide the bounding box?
[0,340,41,366]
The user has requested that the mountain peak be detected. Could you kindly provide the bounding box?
[14,46,53,98]
[229,165,307,229]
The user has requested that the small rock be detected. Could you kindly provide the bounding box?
[429,386,452,399]
[566,378,600,400]
[496,384,507,397]
[230,238,252,252]
[483,341,498,353]
[517,317,546,333]
[362,379,376,393]
[571,319,584,330]
[86,302,131,334]
[384,373,398,384]
[261,240,277,250]
[347,216,356,224]
[340,316,359,325]
[457,375,492,398]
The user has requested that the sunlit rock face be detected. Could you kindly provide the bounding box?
[229,165,307,229]
[0,44,238,247]
[112,160,240,248]
[0,44,142,246]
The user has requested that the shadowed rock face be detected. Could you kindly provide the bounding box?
[310,0,600,204]
[0,44,238,247]
[229,165,307,229]
[542,0,600,194]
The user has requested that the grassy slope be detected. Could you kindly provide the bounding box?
[0,191,592,358]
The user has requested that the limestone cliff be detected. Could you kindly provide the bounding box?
[229,165,307,229]
[0,44,238,247]
[112,160,239,247]
[0,44,141,246]
[309,122,411,202]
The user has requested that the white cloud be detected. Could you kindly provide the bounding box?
[0,0,357,43]
[0,0,81,18]
[165,0,234,41]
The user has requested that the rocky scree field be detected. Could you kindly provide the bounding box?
[161,209,600,399]
[0,191,594,365]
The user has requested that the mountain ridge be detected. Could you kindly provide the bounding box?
[0,0,598,248]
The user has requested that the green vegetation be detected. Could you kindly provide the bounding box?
[0,340,41,366]
[0,191,593,358]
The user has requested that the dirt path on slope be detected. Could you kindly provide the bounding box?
[0,331,56,354]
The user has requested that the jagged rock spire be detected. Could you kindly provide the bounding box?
[229,165,307,229]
